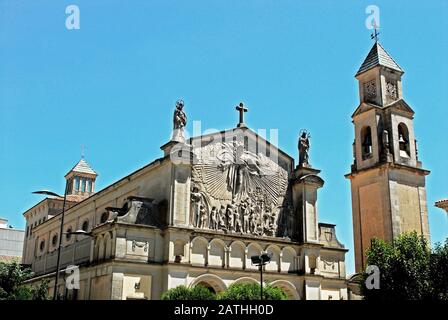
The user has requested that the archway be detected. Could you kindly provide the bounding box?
[270,280,301,300]
[189,274,227,294]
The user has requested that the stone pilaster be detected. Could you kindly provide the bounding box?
[291,166,324,243]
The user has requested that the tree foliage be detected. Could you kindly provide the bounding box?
[161,283,288,300]
[161,285,216,300]
[218,283,287,300]
[362,232,448,300]
[429,239,448,300]
[0,261,49,300]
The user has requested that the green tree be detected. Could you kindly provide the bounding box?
[0,261,49,300]
[429,239,448,300]
[362,231,448,300]
[217,283,288,300]
[161,285,216,300]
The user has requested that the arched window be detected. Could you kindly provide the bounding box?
[39,240,45,252]
[398,123,410,157]
[361,126,372,159]
[52,234,58,247]
[66,227,73,241]
[100,212,109,224]
[82,220,89,232]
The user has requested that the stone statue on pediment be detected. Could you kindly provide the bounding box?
[298,129,311,167]
[172,99,187,142]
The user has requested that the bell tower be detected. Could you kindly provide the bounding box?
[65,157,97,201]
[346,41,430,272]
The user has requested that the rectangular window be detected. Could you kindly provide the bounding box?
[67,178,73,194]
[88,179,93,193]
[75,177,80,191]
[81,179,86,192]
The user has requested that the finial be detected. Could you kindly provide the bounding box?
[235,102,248,128]
[370,20,380,43]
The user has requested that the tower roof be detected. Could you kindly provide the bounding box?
[66,158,97,177]
[356,42,404,76]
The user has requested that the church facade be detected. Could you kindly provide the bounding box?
[21,38,433,300]
[22,98,351,300]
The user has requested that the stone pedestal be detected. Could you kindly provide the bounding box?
[160,140,193,227]
[291,165,324,243]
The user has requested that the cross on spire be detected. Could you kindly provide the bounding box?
[370,21,380,43]
[235,102,248,128]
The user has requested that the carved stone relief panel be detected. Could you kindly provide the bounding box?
[321,258,340,274]
[385,80,398,103]
[126,239,152,259]
[189,140,292,238]
[364,80,376,102]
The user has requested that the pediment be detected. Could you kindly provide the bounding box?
[351,102,381,118]
[385,99,415,115]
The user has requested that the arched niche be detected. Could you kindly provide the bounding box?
[246,243,262,271]
[265,245,281,272]
[209,239,226,268]
[191,236,208,266]
[229,241,246,269]
[281,247,296,273]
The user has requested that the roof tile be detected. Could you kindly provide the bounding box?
[356,42,403,76]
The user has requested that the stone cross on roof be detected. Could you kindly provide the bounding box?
[235,102,248,128]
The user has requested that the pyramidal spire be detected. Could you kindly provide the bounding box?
[66,158,97,177]
[355,42,404,76]
[65,158,97,198]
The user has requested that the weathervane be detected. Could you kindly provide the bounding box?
[370,20,380,43]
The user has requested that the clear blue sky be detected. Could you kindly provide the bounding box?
[1,0,447,274]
